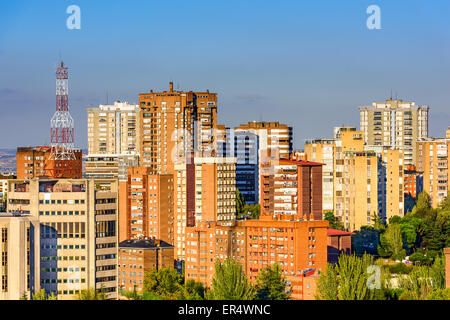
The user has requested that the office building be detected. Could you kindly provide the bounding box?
[7,178,118,300]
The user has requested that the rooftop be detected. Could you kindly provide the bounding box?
[327,229,355,236]
[119,239,174,249]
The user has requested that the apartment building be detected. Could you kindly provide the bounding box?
[0,213,40,300]
[260,159,323,221]
[7,179,118,300]
[118,167,174,244]
[174,157,236,260]
[232,121,293,204]
[118,239,174,293]
[87,101,140,155]
[139,82,217,175]
[86,102,140,179]
[359,98,429,165]
[416,133,450,208]
[404,165,423,199]
[16,146,82,180]
[185,217,328,300]
[0,175,16,212]
[185,220,247,287]
[304,139,335,212]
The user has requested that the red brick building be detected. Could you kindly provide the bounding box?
[260,159,323,221]
[404,164,423,198]
[327,228,354,264]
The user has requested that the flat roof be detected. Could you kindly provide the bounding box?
[119,239,174,249]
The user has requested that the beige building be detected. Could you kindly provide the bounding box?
[416,131,450,208]
[87,101,140,155]
[304,139,335,212]
[333,127,404,231]
[7,179,118,300]
[0,213,40,300]
[85,154,139,180]
[359,98,429,166]
[174,157,236,260]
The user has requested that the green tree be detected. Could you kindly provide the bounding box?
[143,267,183,299]
[255,263,290,300]
[316,254,378,300]
[32,289,57,300]
[411,192,431,217]
[178,279,205,300]
[430,255,446,290]
[378,223,406,260]
[20,291,28,300]
[77,287,106,300]
[372,213,386,232]
[427,288,450,300]
[206,258,255,300]
[398,266,433,300]
[438,191,450,211]
[324,211,344,231]
[236,189,245,215]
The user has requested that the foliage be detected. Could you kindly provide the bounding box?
[236,189,260,219]
[411,191,431,217]
[178,279,205,300]
[255,263,290,300]
[378,223,406,261]
[143,267,183,300]
[398,266,433,300]
[408,250,432,266]
[384,262,413,275]
[324,212,345,231]
[206,258,255,300]
[427,288,450,300]
[77,287,106,300]
[32,289,57,300]
[316,253,378,300]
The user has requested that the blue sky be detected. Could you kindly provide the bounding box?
[0,0,450,149]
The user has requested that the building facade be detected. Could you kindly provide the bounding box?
[0,213,40,300]
[174,157,236,260]
[139,82,217,175]
[7,179,118,300]
[118,239,174,293]
[416,134,450,208]
[16,146,82,180]
[359,98,429,166]
[118,167,174,244]
[260,159,323,221]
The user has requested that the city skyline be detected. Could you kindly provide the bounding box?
[1,0,450,149]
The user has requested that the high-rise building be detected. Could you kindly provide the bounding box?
[304,139,335,212]
[416,133,450,208]
[174,157,236,260]
[260,159,323,221]
[0,213,40,300]
[7,178,118,300]
[86,102,140,179]
[139,82,217,175]
[359,98,429,165]
[16,146,82,180]
[232,121,293,204]
[118,167,174,244]
[117,239,174,293]
[87,102,140,155]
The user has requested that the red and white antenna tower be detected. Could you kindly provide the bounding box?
[47,61,76,176]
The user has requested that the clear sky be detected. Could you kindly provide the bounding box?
[0,0,449,149]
